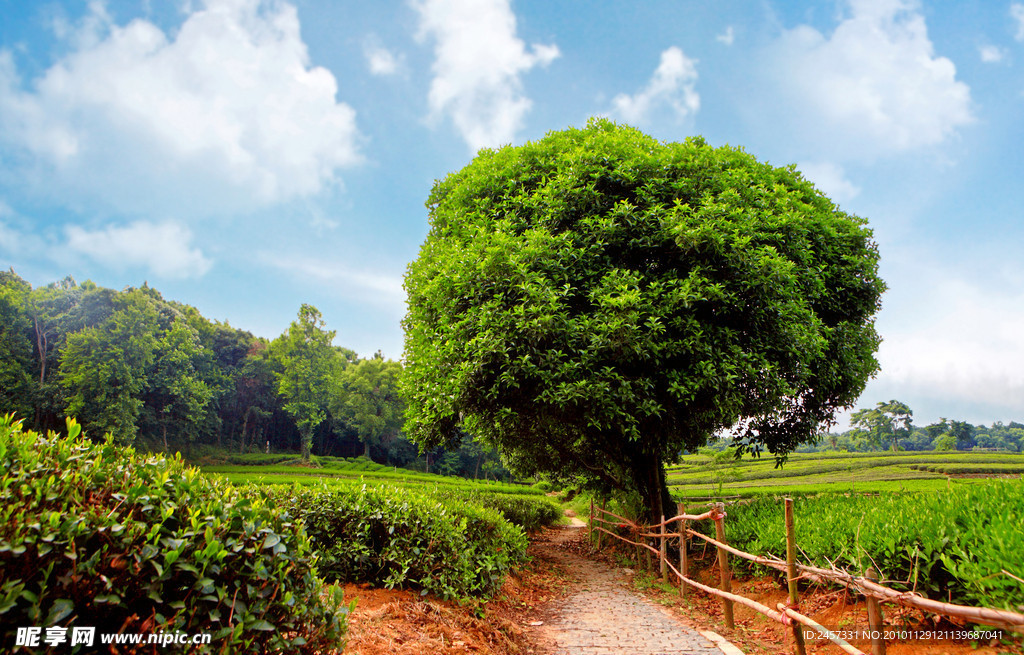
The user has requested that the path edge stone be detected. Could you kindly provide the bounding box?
[698,629,746,655]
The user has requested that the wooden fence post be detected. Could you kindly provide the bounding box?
[660,514,669,584]
[785,498,807,655]
[643,527,651,570]
[714,502,734,629]
[677,501,688,598]
[589,498,594,545]
[866,567,887,655]
[596,501,604,550]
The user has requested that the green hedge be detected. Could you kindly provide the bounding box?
[270,484,528,599]
[0,416,348,654]
[453,492,562,532]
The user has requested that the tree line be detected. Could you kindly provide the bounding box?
[801,399,1024,453]
[0,270,509,478]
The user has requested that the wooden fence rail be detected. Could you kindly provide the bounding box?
[589,498,1024,655]
[590,502,861,655]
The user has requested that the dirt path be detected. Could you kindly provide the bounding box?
[341,522,1019,655]
[525,526,740,655]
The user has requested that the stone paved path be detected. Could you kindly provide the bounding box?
[528,526,736,655]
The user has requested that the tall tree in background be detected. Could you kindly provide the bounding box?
[143,319,214,452]
[60,290,161,444]
[0,271,35,419]
[925,417,975,451]
[233,341,278,454]
[333,354,404,460]
[272,304,335,463]
[851,400,914,451]
[402,120,885,521]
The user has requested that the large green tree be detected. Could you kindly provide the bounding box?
[925,417,975,450]
[851,400,913,452]
[332,354,404,460]
[60,290,161,444]
[142,319,214,452]
[271,304,336,463]
[402,120,885,521]
[0,271,35,419]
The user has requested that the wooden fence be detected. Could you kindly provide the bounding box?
[589,498,1024,655]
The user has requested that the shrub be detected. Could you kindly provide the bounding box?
[455,492,562,532]
[0,416,348,654]
[271,484,527,599]
[225,453,301,466]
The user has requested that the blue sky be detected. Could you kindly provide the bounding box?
[1,0,1023,429]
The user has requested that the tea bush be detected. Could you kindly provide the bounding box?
[0,416,349,654]
[452,492,562,532]
[271,484,528,599]
[701,482,1024,611]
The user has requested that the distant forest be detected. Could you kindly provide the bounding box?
[810,412,1024,454]
[0,270,510,479]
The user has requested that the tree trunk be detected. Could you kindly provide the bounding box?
[33,318,47,430]
[363,439,371,460]
[301,427,312,463]
[633,449,673,524]
[240,408,251,454]
[34,316,47,385]
[162,423,169,453]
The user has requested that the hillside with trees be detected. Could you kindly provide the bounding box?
[0,270,509,478]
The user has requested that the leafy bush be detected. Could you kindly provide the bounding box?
[225,453,302,466]
[270,484,527,599]
[454,492,562,532]
[0,416,349,653]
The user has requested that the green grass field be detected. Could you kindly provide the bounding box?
[668,450,1024,499]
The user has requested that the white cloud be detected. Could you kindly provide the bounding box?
[64,221,212,279]
[1013,3,1024,41]
[876,272,1024,418]
[796,161,861,204]
[412,0,559,152]
[365,44,400,75]
[611,47,699,125]
[770,0,972,159]
[0,0,360,219]
[979,44,1006,63]
[716,26,735,46]
[264,254,404,309]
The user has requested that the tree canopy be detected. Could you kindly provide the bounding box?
[331,354,405,459]
[401,120,886,520]
[850,399,914,452]
[270,304,336,463]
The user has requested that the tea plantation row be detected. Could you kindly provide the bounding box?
[668,450,1023,497]
[689,481,1024,612]
[0,417,561,654]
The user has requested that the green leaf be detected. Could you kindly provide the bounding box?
[45,598,74,624]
